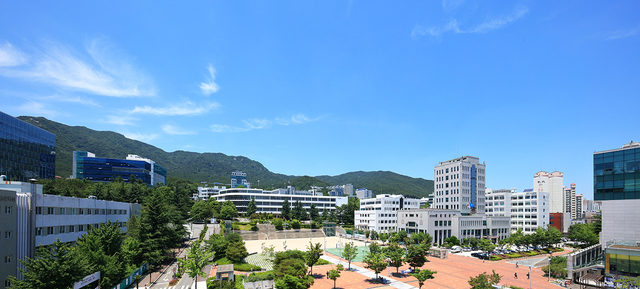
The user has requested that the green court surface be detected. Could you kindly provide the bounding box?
[325,246,370,262]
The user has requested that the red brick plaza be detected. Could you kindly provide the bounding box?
[312,248,572,289]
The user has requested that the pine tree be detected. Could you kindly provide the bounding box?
[246,196,257,216]
[293,200,306,220]
[282,198,291,220]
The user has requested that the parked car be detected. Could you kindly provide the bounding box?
[450,246,462,253]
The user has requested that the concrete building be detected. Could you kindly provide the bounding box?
[564,183,577,219]
[231,171,250,188]
[575,194,583,219]
[595,142,640,248]
[534,171,565,214]
[584,200,602,212]
[0,111,56,181]
[211,187,348,216]
[196,185,227,201]
[434,156,486,214]
[327,184,353,197]
[72,151,167,186]
[355,188,374,200]
[485,188,550,234]
[0,180,140,289]
[396,208,511,245]
[354,194,420,233]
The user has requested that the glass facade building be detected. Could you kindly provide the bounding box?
[73,151,166,186]
[0,111,56,181]
[593,143,640,201]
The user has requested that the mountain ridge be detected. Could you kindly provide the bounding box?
[18,116,434,198]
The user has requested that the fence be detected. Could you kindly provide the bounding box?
[110,263,149,289]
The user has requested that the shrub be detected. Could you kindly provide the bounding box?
[245,271,275,282]
[234,263,262,271]
[207,278,236,289]
[507,253,521,258]
[291,219,301,229]
[509,286,524,289]
[250,213,260,219]
[315,258,331,265]
[490,255,502,261]
[169,279,178,286]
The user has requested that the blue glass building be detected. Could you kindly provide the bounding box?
[0,111,56,181]
[73,151,166,186]
[594,142,640,201]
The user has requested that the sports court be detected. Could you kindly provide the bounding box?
[325,245,371,262]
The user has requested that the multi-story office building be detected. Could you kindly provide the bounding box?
[72,151,167,186]
[231,171,250,188]
[196,185,227,201]
[0,180,140,289]
[485,188,550,234]
[212,187,348,216]
[327,184,353,197]
[355,188,374,200]
[433,156,486,214]
[396,208,511,245]
[584,200,601,212]
[0,111,56,181]
[534,171,565,214]
[354,194,420,233]
[595,141,640,245]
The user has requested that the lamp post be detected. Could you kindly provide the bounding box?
[548,253,553,283]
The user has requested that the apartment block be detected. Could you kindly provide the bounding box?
[434,156,486,214]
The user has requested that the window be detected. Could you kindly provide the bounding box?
[59,226,66,234]
[5,206,11,214]
[36,206,42,214]
[69,208,76,215]
[36,227,42,236]
[69,225,75,233]
[4,231,11,239]
[59,208,65,215]
[46,227,54,235]
[79,208,84,214]
[5,280,11,287]
[94,209,99,215]
[78,225,84,232]
[4,255,10,264]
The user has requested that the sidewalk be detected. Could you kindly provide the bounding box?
[320,255,417,289]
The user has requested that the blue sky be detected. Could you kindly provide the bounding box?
[1,1,639,199]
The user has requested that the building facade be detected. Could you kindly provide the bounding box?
[564,183,577,219]
[327,184,353,197]
[211,188,348,215]
[485,188,550,234]
[534,171,565,214]
[72,151,167,186]
[355,188,374,200]
[231,171,250,188]
[0,111,56,181]
[196,185,227,201]
[433,156,486,214]
[354,194,420,232]
[575,194,583,219]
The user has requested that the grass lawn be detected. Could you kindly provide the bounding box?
[326,246,370,262]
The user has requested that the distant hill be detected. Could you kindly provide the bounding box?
[18,116,434,198]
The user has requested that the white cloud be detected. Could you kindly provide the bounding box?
[213,114,317,133]
[15,100,58,117]
[161,124,196,135]
[412,6,529,38]
[210,124,247,133]
[122,132,158,142]
[0,42,28,67]
[200,64,220,95]
[243,118,272,130]
[442,0,464,13]
[607,25,640,40]
[103,115,138,126]
[130,101,219,116]
[0,39,155,97]
[276,114,313,125]
[39,94,100,107]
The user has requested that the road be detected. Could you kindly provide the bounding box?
[151,223,214,289]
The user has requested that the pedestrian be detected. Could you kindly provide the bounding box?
[516,262,519,268]
[514,272,518,279]
[527,272,530,279]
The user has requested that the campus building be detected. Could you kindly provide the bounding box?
[0,111,56,181]
[72,151,167,186]
[395,208,511,245]
[534,171,565,214]
[0,180,140,289]
[355,188,374,200]
[196,185,227,201]
[564,183,577,219]
[485,188,550,234]
[354,194,420,233]
[231,171,250,188]
[433,156,486,214]
[327,184,353,197]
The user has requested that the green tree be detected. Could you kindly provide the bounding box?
[305,242,323,275]
[468,270,501,289]
[478,239,496,260]
[179,242,215,289]
[190,201,213,221]
[614,276,640,289]
[369,242,383,255]
[541,256,568,278]
[309,203,319,221]
[8,240,86,289]
[406,243,427,270]
[410,269,437,289]
[363,251,388,282]
[273,250,313,289]
[342,242,358,270]
[205,232,227,260]
[282,199,291,220]
[246,196,258,216]
[293,200,306,220]
[547,226,563,247]
[226,235,249,263]
[220,200,238,220]
[273,218,284,230]
[291,219,302,229]
[386,242,406,273]
[568,223,599,246]
[410,232,432,245]
[75,221,127,288]
[328,269,341,289]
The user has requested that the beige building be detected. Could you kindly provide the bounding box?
[434,156,486,214]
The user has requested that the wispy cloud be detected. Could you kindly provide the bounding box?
[0,42,28,67]
[0,39,155,97]
[103,115,138,126]
[15,100,59,118]
[161,124,196,135]
[412,6,529,38]
[38,93,100,107]
[121,131,158,142]
[442,0,464,13]
[607,25,640,40]
[212,114,317,133]
[200,64,220,95]
[130,101,219,116]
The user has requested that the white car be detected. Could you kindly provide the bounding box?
[450,246,462,253]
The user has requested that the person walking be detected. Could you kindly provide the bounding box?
[515,262,519,268]
[527,272,530,279]
[514,272,518,279]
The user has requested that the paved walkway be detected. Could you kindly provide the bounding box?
[321,255,417,289]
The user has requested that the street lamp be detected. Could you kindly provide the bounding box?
[548,253,553,283]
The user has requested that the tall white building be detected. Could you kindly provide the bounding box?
[355,188,374,200]
[196,185,227,201]
[434,156,486,214]
[485,188,550,234]
[534,171,565,213]
[354,194,420,232]
[575,194,583,219]
[327,184,353,197]
[564,183,577,219]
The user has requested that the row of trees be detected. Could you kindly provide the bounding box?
[10,179,193,288]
